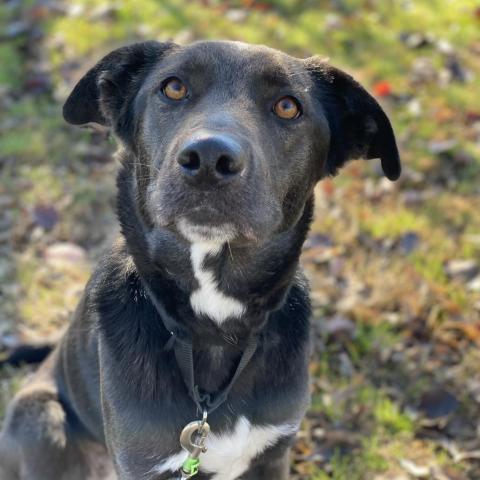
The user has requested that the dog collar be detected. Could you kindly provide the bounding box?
[169,331,258,415]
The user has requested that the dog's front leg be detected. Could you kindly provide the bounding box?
[0,384,92,480]
[240,443,291,480]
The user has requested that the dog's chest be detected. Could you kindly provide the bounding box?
[189,242,246,324]
[153,416,297,480]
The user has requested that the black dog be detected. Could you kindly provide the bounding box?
[0,40,400,480]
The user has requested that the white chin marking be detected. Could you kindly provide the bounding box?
[152,417,299,480]
[176,219,245,324]
[177,218,236,244]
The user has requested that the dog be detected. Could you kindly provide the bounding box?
[0,40,400,480]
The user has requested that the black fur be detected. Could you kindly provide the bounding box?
[305,59,401,180]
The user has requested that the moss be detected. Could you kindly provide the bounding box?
[311,436,389,480]
[360,206,429,240]
[17,165,64,205]
[374,397,414,435]
[0,43,23,88]
[351,322,401,359]
[16,252,90,332]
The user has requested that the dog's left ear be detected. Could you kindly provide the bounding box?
[306,59,401,181]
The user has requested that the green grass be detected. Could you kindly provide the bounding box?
[1,0,479,478]
[374,397,414,435]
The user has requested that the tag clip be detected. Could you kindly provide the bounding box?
[179,411,210,478]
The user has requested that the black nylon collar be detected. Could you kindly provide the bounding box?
[169,333,258,415]
[141,279,260,415]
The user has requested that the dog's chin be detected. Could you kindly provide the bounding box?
[176,218,237,244]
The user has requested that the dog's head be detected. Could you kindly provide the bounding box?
[64,40,400,245]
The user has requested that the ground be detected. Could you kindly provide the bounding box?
[0,1,479,479]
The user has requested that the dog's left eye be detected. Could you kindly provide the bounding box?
[273,96,301,120]
[162,77,188,100]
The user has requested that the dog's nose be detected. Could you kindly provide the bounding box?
[177,134,247,186]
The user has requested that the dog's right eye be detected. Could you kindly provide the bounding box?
[273,96,301,120]
[162,77,188,101]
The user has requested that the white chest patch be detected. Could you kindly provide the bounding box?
[189,242,245,324]
[152,417,298,480]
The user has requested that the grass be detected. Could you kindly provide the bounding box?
[1,0,479,478]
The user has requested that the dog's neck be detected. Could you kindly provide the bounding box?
[115,162,313,344]
[95,162,313,399]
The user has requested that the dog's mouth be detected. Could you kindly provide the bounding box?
[176,218,238,244]
[148,172,281,245]
[174,209,261,244]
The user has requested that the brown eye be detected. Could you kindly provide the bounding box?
[162,77,188,100]
[273,96,301,120]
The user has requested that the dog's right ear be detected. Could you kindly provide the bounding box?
[63,41,176,130]
[306,58,401,181]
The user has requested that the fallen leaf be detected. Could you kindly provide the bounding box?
[398,231,420,254]
[399,459,430,477]
[373,80,392,97]
[467,276,480,292]
[428,139,457,154]
[323,315,356,339]
[303,233,333,251]
[399,31,433,49]
[443,321,480,344]
[445,259,478,280]
[418,388,459,419]
[32,204,59,230]
[44,242,87,264]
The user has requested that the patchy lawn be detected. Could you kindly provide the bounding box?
[1,1,479,478]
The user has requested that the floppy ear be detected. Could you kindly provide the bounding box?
[306,59,401,181]
[63,41,176,138]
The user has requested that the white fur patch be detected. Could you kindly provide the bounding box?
[176,219,245,324]
[177,218,236,244]
[189,242,245,324]
[150,450,187,477]
[152,417,298,480]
